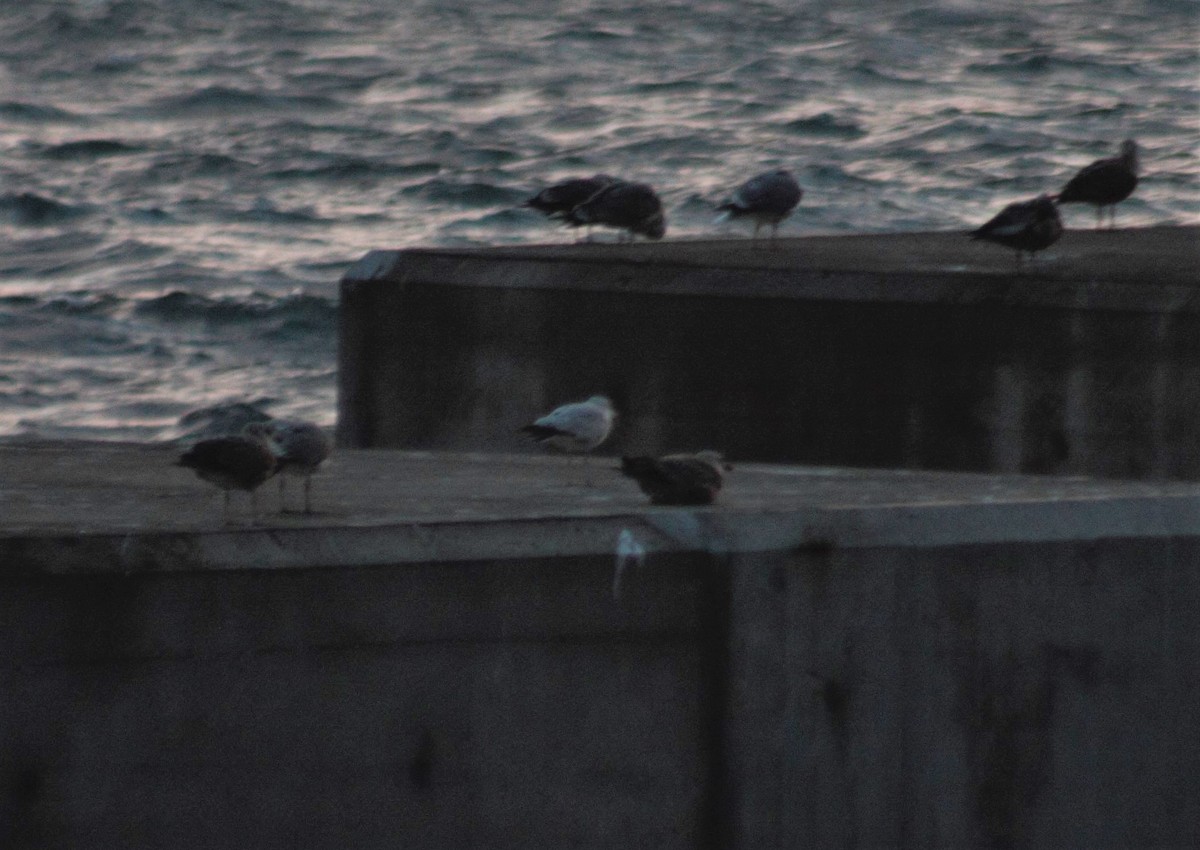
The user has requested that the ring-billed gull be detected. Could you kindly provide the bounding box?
[970,194,1062,264]
[1055,139,1138,229]
[176,423,278,523]
[716,168,802,240]
[619,450,729,505]
[562,182,666,241]
[521,395,616,485]
[261,418,333,514]
[521,395,616,453]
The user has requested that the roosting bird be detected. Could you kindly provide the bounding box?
[521,395,616,485]
[1055,139,1139,229]
[716,168,803,240]
[562,181,666,241]
[521,395,616,454]
[260,418,333,514]
[619,450,729,506]
[970,194,1063,264]
[524,174,618,222]
[177,423,278,523]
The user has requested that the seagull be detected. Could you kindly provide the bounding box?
[176,423,278,523]
[521,395,616,453]
[260,418,333,514]
[562,181,666,241]
[716,168,803,240]
[524,174,619,221]
[521,395,616,484]
[970,194,1063,265]
[619,450,729,505]
[1055,139,1139,229]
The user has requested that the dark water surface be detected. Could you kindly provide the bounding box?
[1,0,1196,439]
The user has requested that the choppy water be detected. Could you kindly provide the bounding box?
[1,0,1197,441]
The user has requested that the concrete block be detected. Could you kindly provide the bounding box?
[338,227,1200,477]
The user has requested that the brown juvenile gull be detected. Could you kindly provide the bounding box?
[523,174,619,220]
[261,418,333,514]
[176,423,278,523]
[521,395,616,485]
[716,168,803,240]
[619,450,729,506]
[562,181,666,241]
[970,194,1062,264]
[1055,139,1139,229]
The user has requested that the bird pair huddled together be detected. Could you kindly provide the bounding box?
[970,139,1139,263]
[520,394,730,506]
[177,418,333,523]
[524,168,804,243]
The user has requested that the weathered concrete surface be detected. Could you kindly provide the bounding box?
[2,442,1199,848]
[338,226,1200,478]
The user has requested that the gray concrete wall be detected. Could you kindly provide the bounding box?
[0,553,718,850]
[338,226,1200,478]
[3,536,1197,849]
[724,540,1200,849]
[3,439,1200,848]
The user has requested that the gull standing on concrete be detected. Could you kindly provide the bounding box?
[176,423,278,523]
[716,168,803,240]
[619,450,729,505]
[521,395,616,484]
[563,181,666,241]
[970,194,1063,265]
[1055,139,1139,229]
[261,418,333,514]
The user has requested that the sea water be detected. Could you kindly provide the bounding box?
[1,0,1196,440]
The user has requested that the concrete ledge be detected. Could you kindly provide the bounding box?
[1,443,1198,848]
[4,442,1200,571]
[343,226,1200,313]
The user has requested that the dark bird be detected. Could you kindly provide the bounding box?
[1055,139,1139,229]
[177,424,278,523]
[619,450,729,506]
[261,418,333,514]
[563,181,666,241]
[524,174,618,220]
[970,194,1063,264]
[716,168,803,239]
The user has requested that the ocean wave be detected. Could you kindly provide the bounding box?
[266,158,443,182]
[0,101,78,123]
[148,85,342,117]
[782,112,868,139]
[131,290,336,330]
[35,291,123,317]
[967,51,1141,77]
[39,139,144,160]
[139,153,255,181]
[0,192,88,226]
[400,179,527,208]
[224,199,332,226]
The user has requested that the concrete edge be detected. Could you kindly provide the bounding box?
[7,492,1200,576]
[340,247,1200,315]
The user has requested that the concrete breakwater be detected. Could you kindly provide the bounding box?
[338,225,1200,478]
[2,442,1198,848]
